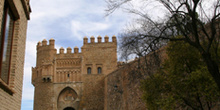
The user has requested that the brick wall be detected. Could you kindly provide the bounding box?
[0,0,30,110]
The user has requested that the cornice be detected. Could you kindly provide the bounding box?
[20,0,31,20]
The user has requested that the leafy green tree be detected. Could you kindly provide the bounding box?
[141,41,220,110]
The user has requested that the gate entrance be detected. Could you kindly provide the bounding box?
[64,107,75,110]
[58,87,78,110]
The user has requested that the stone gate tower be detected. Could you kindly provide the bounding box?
[32,36,117,110]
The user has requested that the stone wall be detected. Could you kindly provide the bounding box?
[81,74,105,110]
[105,47,167,110]
[33,78,54,110]
[105,63,147,110]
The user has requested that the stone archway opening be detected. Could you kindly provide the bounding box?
[57,87,79,110]
[63,107,75,110]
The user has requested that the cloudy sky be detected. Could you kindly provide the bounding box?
[21,0,130,110]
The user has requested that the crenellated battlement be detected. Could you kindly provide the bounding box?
[37,38,80,54]
[83,35,117,44]
[58,46,80,54]
[37,38,55,49]
[36,36,117,56]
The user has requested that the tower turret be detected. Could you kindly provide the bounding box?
[33,39,57,85]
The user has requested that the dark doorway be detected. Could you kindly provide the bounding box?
[64,107,75,110]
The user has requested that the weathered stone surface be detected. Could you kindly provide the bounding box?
[105,63,147,110]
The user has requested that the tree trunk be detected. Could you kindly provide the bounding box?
[202,52,220,89]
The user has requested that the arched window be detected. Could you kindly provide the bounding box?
[43,78,46,82]
[97,67,102,74]
[47,77,51,82]
[87,67,91,74]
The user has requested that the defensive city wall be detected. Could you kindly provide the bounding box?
[32,35,168,110]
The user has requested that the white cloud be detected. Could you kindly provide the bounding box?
[70,20,111,40]
[31,0,83,19]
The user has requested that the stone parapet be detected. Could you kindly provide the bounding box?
[83,35,117,44]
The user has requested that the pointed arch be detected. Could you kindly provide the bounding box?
[57,87,78,110]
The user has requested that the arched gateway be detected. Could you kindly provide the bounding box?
[57,87,78,110]
[64,107,75,110]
